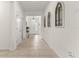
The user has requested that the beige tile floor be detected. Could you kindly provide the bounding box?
[0,35,59,58]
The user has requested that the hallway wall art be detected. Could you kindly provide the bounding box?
[55,2,65,27]
[47,12,51,27]
[44,16,46,28]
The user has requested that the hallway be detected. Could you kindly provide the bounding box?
[0,35,58,58]
[0,1,79,58]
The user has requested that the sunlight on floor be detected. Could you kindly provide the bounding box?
[33,35,39,49]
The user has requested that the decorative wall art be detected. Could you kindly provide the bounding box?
[44,16,46,27]
[47,12,51,27]
[55,2,64,27]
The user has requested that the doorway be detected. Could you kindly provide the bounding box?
[26,16,41,37]
[16,17,23,46]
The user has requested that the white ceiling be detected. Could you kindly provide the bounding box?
[18,1,49,12]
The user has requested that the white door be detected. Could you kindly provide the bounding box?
[16,17,23,46]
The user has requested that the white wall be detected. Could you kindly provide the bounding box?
[0,1,14,50]
[22,15,26,40]
[15,2,24,46]
[25,11,43,16]
[43,1,79,57]
[10,1,24,50]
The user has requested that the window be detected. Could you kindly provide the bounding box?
[55,2,64,27]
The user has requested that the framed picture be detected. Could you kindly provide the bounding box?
[55,2,65,27]
[44,16,46,27]
[47,12,51,27]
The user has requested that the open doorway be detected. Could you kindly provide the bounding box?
[16,17,23,46]
[26,16,41,38]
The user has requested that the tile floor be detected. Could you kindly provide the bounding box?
[0,35,59,58]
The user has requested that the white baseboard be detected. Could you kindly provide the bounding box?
[51,48,63,58]
[0,48,9,51]
[9,47,16,51]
